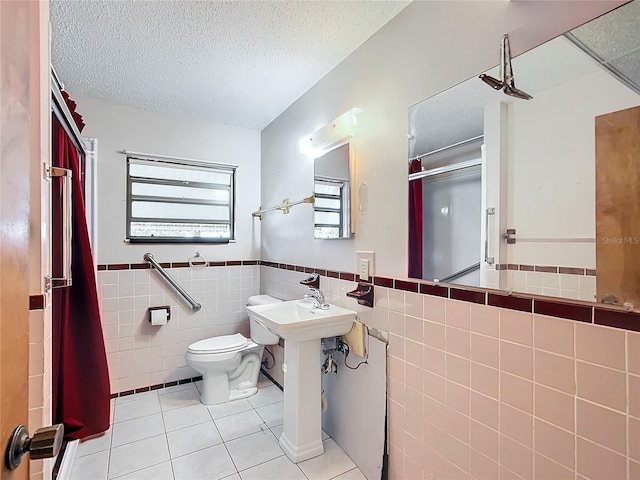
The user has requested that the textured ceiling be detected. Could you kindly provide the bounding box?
[50,0,409,130]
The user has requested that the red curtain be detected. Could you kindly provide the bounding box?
[52,101,110,440]
[408,159,423,278]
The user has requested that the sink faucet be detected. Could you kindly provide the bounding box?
[303,287,330,310]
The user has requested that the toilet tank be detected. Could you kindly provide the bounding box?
[247,295,281,345]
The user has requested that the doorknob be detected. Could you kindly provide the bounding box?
[5,424,64,470]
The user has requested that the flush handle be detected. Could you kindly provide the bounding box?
[5,424,64,470]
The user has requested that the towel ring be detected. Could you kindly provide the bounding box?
[188,251,209,269]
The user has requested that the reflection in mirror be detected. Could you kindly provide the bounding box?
[314,143,351,239]
[408,1,640,306]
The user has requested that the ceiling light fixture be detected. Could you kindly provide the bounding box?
[479,34,533,100]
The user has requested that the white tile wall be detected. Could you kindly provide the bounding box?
[485,268,596,302]
[98,265,260,393]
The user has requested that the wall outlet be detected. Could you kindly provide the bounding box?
[359,258,370,281]
[356,251,375,281]
[343,320,367,358]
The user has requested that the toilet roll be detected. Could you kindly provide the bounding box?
[150,308,168,326]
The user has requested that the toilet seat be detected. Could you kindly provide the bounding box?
[187,333,249,355]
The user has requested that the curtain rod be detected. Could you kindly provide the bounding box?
[50,71,87,157]
[120,150,238,169]
[409,135,484,163]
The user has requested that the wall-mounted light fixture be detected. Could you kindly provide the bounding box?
[299,108,362,156]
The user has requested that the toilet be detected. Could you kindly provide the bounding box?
[185,295,281,405]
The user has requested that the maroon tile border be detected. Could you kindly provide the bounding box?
[395,280,419,293]
[374,276,394,288]
[130,263,150,270]
[29,294,45,311]
[420,283,448,298]
[113,375,203,398]
[97,260,262,270]
[95,259,637,334]
[257,262,640,333]
[535,266,558,273]
[450,288,486,304]
[594,307,640,332]
[559,267,585,275]
[107,263,129,270]
[495,263,594,276]
[534,299,592,323]
[487,293,532,312]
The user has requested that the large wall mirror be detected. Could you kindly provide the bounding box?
[314,143,353,239]
[408,1,640,306]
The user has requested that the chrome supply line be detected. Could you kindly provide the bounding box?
[144,253,201,312]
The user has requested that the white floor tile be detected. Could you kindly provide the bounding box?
[114,396,161,423]
[70,450,109,480]
[214,409,266,442]
[108,434,170,479]
[171,444,236,480]
[257,374,273,389]
[76,430,112,457]
[225,429,283,471]
[111,461,174,480]
[167,422,223,458]
[195,380,203,392]
[115,390,158,405]
[247,385,283,409]
[298,439,356,480]
[239,455,306,480]
[112,413,165,447]
[270,425,283,440]
[221,475,241,480]
[331,468,367,480]
[255,402,283,428]
[163,403,212,432]
[207,399,253,420]
[159,388,201,411]
[159,383,197,396]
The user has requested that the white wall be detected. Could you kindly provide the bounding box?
[507,69,640,268]
[77,97,261,265]
[260,0,622,279]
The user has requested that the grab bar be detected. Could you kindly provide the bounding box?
[45,165,73,290]
[485,207,495,265]
[438,262,481,283]
[144,253,201,312]
[504,230,595,243]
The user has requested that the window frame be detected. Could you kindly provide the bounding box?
[313,176,348,239]
[125,155,236,243]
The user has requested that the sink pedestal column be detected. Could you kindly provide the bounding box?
[278,338,324,463]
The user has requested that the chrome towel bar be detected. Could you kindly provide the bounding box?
[144,253,201,312]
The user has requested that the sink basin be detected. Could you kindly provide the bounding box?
[247,300,356,342]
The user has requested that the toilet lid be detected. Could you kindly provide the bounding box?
[188,333,248,354]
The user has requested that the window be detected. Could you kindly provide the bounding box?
[313,177,348,239]
[126,155,235,243]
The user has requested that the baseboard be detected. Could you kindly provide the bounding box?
[260,367,283,391]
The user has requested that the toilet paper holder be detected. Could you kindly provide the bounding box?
[148,306,171,323]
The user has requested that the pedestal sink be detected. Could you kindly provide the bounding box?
[246,300,356,463]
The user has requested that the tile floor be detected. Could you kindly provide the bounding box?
[70,377,366,480]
